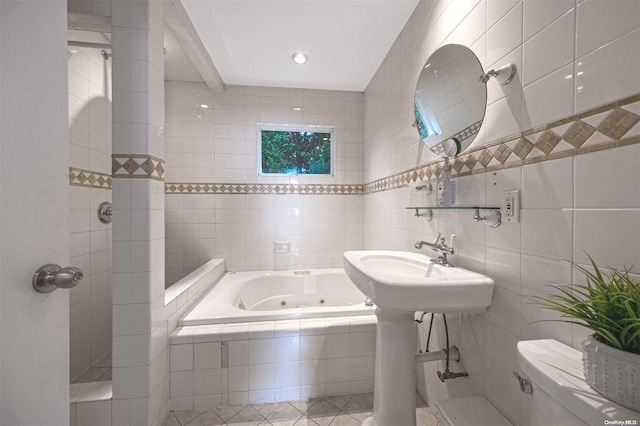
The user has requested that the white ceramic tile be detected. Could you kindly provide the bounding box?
[576,0,640,58]
[576,29,640,113]
[523,0,575,41]
[78,381,113,402]
[70,382,96,403]
[485,285,524,340]
[194,342,222,370]
[275,336,301,363]
[575,144,640,208]
[325,358,350,384]
[520,254,574,345]
[228,366,249,392]
[301,360,326,386]
[484,90,523,143]
[522,64,574,129]
[522,10,575,86]
[301,335,326,361]
[169,370,193,399]
[275,362,301,389]
[170,344,193,372]
[249,338,275,365]
[522,209,573,259]
[444,0,487,47]
[193,369,222,396]
[487,0,520,29]
[248,389,275,404]
[487,2,523,66]
[483,360,521,424]
[325,333,350,359]
[349,356,375,382]
[248,363,276,391]
[522,156,573,208]
[75,400,111,426]
[574,209,640,271]
[349,332,376,358]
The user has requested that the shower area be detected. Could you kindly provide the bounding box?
[67,11,113,384]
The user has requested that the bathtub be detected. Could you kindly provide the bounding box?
[178,268,375,326]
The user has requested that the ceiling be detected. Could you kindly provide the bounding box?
[180,0,420,92]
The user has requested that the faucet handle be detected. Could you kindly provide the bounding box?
[433,232,442,244]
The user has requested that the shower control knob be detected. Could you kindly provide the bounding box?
[32,264,83,293]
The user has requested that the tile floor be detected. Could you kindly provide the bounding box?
[163,393,439,426]
[72,352,112,384]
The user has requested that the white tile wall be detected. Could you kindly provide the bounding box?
[168,316,376,409]
[164,82,364,282]
[110,1,168,424]
[364,0,640,424]
[68,46,113,381]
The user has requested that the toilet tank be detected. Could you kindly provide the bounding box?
[517,339,640,425]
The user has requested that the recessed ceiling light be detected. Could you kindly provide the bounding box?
[292,52,308,65]
[200,104,209,109]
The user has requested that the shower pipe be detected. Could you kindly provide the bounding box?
[67,40,111,60]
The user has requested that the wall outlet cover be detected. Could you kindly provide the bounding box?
[501,190,520,223]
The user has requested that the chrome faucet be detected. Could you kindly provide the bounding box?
[414,233,455,267]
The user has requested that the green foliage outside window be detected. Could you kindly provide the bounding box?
[260,129,332,175]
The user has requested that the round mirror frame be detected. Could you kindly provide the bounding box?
[414,44,487,158]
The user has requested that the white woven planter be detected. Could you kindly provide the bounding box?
[582,335,640,411]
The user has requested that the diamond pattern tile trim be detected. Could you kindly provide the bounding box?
[362,93,640,194]
[112,154,165,181]
[155,94,640,195]
[165,183,364,195]
[69,167,112,189]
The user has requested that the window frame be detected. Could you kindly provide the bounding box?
[256,122,336,177]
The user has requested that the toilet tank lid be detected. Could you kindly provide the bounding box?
[517,339,639,424]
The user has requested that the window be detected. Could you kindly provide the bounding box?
[258,123,334,176]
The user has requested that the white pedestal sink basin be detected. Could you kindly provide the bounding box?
[343,250,495,426]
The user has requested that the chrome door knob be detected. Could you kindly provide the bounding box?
[33,264,83,293]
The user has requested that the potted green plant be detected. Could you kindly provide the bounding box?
[531,256,640,412]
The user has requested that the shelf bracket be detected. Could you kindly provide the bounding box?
[414,208,433,221]
[473,208,501,228]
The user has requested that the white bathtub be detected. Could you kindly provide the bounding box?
[178,268,375,326]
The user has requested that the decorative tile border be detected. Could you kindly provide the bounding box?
[112,154,165,181]
[165,183,363,195]
[365,93,640,194]
[69,167,112,189]
[78,95,636,196]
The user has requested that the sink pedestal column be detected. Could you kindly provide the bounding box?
[363,308,417,426]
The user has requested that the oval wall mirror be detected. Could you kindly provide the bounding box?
[414,44,486,157]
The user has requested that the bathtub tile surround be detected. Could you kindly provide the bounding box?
[164,393,438,426]
[68,44,114,382]
[164,259,226,331]
[169,316,376,410]
[164,82,364,283]
[364,0,640,424]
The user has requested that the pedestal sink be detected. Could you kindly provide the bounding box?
[343,250,494,426]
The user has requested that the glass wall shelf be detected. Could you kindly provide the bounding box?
[406,206,500,210]
[407,206,502,227]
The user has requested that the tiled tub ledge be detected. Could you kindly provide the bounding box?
[165,259,227,332]
[70,381,113,426]
[169,316,378,411]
